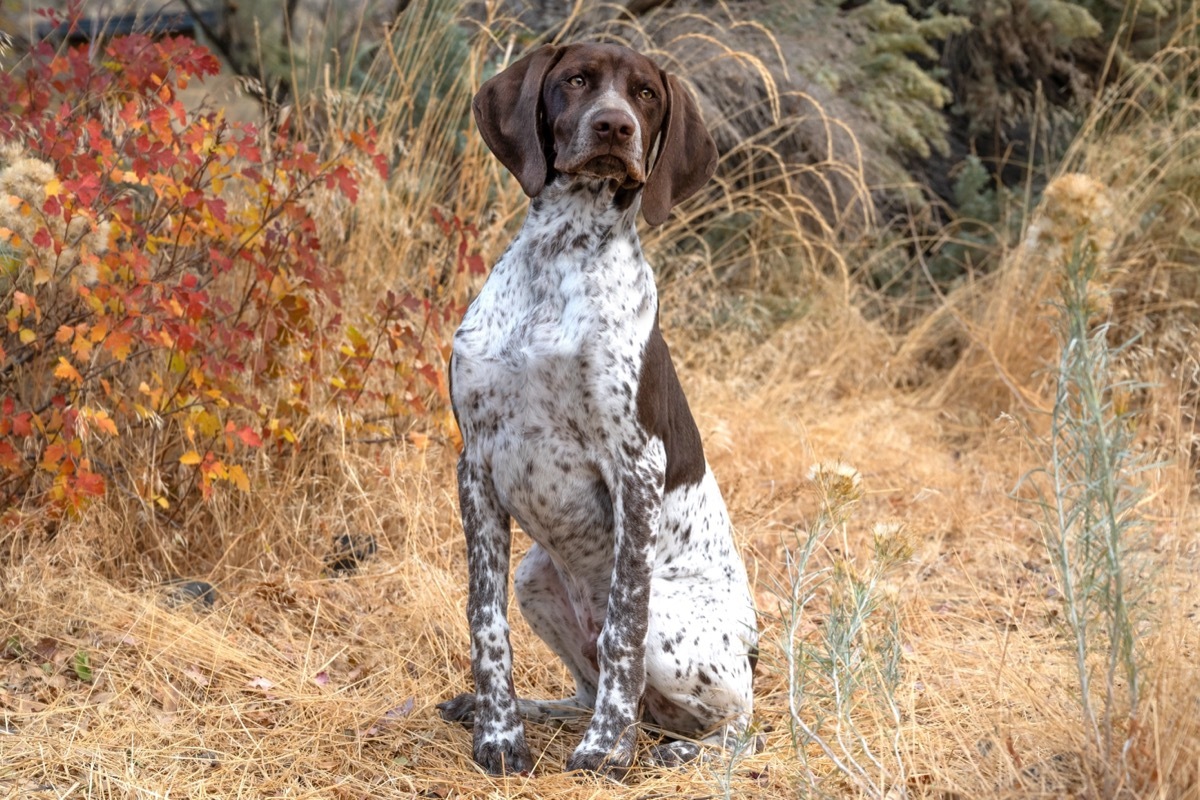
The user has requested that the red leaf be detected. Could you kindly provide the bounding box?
[66,173,101,206]
[74,469,106,497]
[119,99,141,128]
[207,198,227,223]
[325,164,358,202]
[235,426,262,448]
[13,412,34,437]
[0,441,19,471]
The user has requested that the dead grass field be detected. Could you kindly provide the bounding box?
[2,2,1199,797]
[2,366,1197,798]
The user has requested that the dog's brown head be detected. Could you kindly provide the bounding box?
[472,42,718,226]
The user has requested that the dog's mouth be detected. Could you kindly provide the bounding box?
[579,154,628,179]
[560,152,645,188]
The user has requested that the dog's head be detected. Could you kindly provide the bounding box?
[472,42,718,226]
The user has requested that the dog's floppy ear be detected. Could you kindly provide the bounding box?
[641,72,718,226]
[473,45,560,198]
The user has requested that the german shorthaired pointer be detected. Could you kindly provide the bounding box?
[438,42,758,777]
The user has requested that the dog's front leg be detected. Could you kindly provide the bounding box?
[567,442,666,776]
[457,458,532,775]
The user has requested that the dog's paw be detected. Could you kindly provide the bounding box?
[565,733,636,780]
[436,693,476,725]
[474,736,533,775]
[646,739,702,767]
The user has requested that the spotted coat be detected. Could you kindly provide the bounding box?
[438,42,758,777]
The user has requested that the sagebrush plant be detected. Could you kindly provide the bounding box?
[1018,174,1149,792]
[776,461,912,799]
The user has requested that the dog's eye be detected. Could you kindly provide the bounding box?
[638,88,656,101]
[566,75,585,88]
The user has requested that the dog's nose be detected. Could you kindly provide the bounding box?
[592,110,635,144]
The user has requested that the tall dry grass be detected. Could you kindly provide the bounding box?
[2,1,1198,798]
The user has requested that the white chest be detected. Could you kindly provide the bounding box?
[450,195,656,544]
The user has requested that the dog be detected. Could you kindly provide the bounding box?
[437,42,757,777]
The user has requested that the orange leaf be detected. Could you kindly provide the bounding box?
[54,357,82,384]
[89,320,109,344]
[90,410,118,438]
[179,450,202,466]
[104,330,133,361]
[70,335,94,361]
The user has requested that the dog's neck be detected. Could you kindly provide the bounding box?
[524,174,643,246]
[503,174,654,310]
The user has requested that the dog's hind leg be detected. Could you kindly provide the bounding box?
[439,545,599,727]
[513,544,601,710]
[639,570,758,767]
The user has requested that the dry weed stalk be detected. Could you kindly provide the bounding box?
[775,461,912,799]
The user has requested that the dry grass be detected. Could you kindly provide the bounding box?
[3,1,1199,798]
[3,374,1195,798]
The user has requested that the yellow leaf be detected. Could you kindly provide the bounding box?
[227,464,249,492]
[44,178,62,198]
[194,410,221,438]
[18,328,35,345]
[179,450,202,466]
[54,357,82,384]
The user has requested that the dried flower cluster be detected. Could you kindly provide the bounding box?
[0,142,109,287]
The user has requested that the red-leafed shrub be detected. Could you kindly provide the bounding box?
[0,19,401,532]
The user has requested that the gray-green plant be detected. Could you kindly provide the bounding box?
[1018,237,1151,791]
[776,465,912,799]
